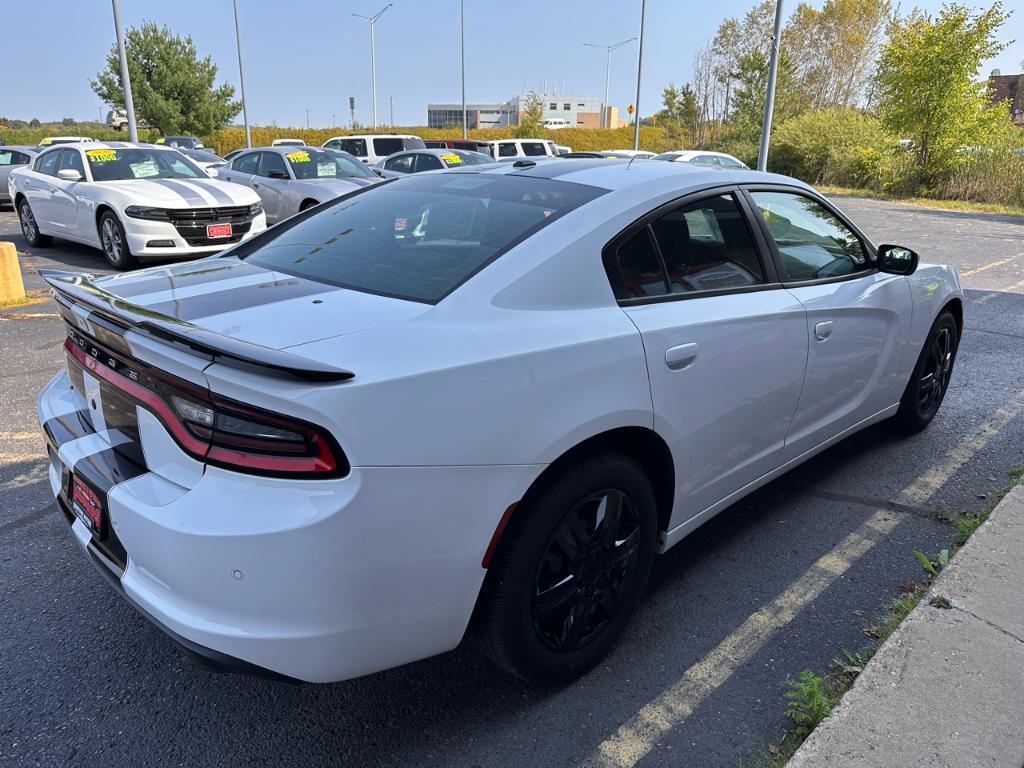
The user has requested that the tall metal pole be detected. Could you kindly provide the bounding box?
[757,0,784,171]
[460,0,467,138]
[232,0,251,148]
[632,0,646,150]
[111,0,138,143]
[389,96,394,126]
[354,5,392,130]
[584,38,635,130]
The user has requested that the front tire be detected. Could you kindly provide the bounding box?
[98,211,138,270]
[17,199,52,247]
[894,310,959,432]
[473,454,658,685]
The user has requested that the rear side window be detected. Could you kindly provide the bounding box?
[232,152,259,174]
[650,194,765,293]
[521,142,546,156]
[614,230,667,298]
[749,191,867,281]
[373,138,405,156]
[339,139,367,157]
[424,141,447,148]
[241,174,603,303]
[0,151,29,166]
[497,143,518,157]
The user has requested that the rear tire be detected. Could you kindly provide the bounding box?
[893,310,959,432]
[17,199,52,247]
[472,453,658,685]
[98,211,138,270]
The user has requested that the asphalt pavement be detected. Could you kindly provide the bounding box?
[1,196,1023,768]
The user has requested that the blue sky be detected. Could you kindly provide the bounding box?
[4,0,1023,127]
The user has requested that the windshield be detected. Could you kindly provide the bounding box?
[240,173,603,303]
[286,148,376,179]
[184,149,224,164]
[86,147,204,181]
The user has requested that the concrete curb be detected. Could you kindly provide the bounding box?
[787,483,1024,768]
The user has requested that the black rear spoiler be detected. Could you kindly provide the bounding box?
[40,269,354,383]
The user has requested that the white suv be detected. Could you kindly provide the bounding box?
[321,133,425,164]
[482,138,560,160]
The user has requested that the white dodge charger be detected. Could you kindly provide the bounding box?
[9,142,266,268]
[37,159,962,684]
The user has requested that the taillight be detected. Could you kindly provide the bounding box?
[66,337,347,478]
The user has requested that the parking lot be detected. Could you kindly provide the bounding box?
[2,197,1023,768]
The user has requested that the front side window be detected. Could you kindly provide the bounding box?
[36,151,60,176]
[257,151,289,178]
[497,143,518,157]
[232,152,259,174]
[85,148,203,181]
[57,149,85,176]
[297,149,376,179]
[384,154,415,173]
[414,154,444,172]
[651,194,765,294]
[240,173,603,303]
[521,142,546,156]
[338,138,368,157]
[749,191,868,281]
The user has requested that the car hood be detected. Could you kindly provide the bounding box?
[88,256,430,350]
[95,178,259,207]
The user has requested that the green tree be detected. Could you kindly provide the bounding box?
[91,22,239,135]
[873,2,1011,179]
[516,92,544,137]
[656,83,700,147]
[729,48,801,143]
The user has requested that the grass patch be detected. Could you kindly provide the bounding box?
[952,461,1024,545]
[819,185,1024,217]
[0,292,49,310]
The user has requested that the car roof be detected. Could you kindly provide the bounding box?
[2,145,42,153]
[325,133,420,140]
[446,157,801,193]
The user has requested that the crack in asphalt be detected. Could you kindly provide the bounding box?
[963,327,1024,342]
[782,488,945,519]
[0,501,56,536]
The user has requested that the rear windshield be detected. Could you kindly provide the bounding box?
[240,173,603,303]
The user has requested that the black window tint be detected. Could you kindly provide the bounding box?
[323,139,342,150]
[749,191,868,281]
[424,141,446,148]
[57,149,85,176]
[521,142,546,156]
[497,143,518,157]
[257,151,288,177]
[373,138,405,156]
[413,154,443,172]
[242,174,603,303]
[615,229,668,299]
[651,194,765,294]
[384,155,414,173]
[36,151,59,176]
[233,152,259,174]
[0,150,28,166]
[339,139,367,157]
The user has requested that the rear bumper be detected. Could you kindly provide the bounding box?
[38,370,539,683]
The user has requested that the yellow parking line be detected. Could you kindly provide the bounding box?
[584,391,1024,768]
[0,431,41,441]
[1000,277,1024,293]
[958,256,1018,278]
[0,452,42,464]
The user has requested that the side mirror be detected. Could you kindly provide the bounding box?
[372,168,384,177]
[57,169,83,182]
[267,170,289,180]
[877,244,919,276]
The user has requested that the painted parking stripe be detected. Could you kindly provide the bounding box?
[958,255,1018,278]
[584,390,1024,768]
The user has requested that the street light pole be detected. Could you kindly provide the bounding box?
[583,38,635,129]
[389,96,394,126]
[111,0,138,143]
[632,0,646,150]
[353,4,393,130]
[757,0,785,171]
[460,0,466,139]
[232,0,251,148]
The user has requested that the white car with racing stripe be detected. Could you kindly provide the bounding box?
[9,141,266,269]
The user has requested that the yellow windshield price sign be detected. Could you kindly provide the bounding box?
[286,151,311,163]
[39,139,52,145]
[85,149,118,163]
[441,153,462,165]
[155,138,165,144]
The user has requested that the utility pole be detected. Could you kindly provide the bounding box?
[460,0,467,138]
[232,0,251,147]
[306,109,310,129]
[757,0,785,171]
[353,4,393,129]
[583,38,636,129]
[632,0,646,150]
[349,97,356,128]
[111,0,138,143]
[389,96,394,126]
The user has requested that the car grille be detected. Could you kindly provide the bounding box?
[167,206,256,247]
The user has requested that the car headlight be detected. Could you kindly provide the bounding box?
[124,206,171,221]
[249,202,264,216]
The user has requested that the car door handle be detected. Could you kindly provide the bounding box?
[665,342,699,371]
[814,321,833,341]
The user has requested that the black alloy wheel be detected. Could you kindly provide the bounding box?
[895,310,959,431]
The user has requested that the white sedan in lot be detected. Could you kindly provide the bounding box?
[9,142,266,268]
[37,159,962,684]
